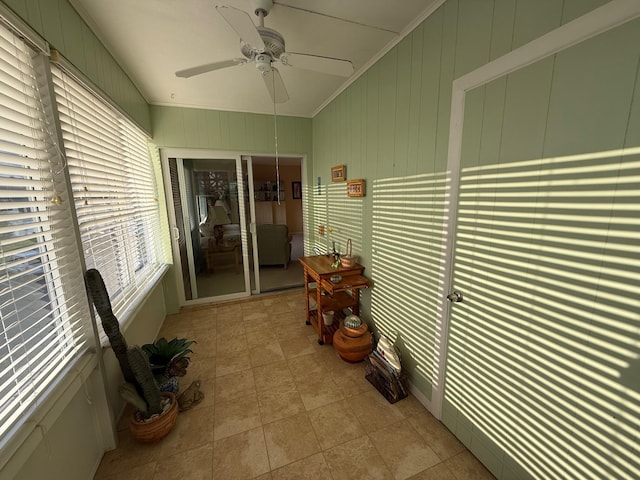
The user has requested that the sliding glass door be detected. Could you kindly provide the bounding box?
[163,151,251,303]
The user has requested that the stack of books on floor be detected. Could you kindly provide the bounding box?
[365,337,407,404]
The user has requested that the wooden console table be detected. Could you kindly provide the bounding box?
[299,255,370,345]
[203,242,240,273]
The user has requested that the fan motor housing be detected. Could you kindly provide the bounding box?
[252,0,273,17]
[241,27,285,59]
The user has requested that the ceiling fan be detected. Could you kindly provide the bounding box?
[175,0,355,103]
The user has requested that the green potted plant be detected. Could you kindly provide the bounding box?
[84,269,178,442]
[142,337,196,393]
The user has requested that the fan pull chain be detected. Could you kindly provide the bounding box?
[272,74,281,205]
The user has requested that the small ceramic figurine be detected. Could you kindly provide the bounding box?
[166,357,190,377]
[177,380,205,411]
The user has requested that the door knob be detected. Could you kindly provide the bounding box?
[447,291,463,303]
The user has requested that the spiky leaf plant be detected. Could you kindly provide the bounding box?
[142,337,196,375]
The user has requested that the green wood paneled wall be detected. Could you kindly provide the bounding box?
[312,0,612,377]
[150,105,312,158]
[2,0,151,131]
[443,16,640,478]
[311,0,629,478]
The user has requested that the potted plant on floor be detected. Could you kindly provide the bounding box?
[85,269,178,442]
[142,337,196,394]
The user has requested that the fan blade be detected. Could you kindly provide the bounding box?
[216,5,265,52]
[175,58,247,78]
[262,68,289,104]
[279,52,354,77]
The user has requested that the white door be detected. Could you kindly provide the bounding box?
[438,9,640,479]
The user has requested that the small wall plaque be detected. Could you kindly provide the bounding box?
[331,165,346,182]
[347,179,365,197]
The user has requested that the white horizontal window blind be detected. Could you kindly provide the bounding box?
[51,66,167,328]
[0,24,90,445]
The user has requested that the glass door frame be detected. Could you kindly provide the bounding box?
[161,148,252,306]
[243,155,262,294]
[244,154,308,295]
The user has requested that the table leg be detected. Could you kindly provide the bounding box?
[303,270,311,326]
[316,283,324,345]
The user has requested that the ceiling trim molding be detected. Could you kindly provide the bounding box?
[151,100,311,119]
[311,0,447,118]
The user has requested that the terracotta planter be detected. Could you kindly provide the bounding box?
[333,329,373,363]
[129,392,178,443]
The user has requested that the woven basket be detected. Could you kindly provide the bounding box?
[130,392,178,443]
[340,239,357,268]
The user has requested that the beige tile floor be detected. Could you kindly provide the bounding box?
[94,290,496,480]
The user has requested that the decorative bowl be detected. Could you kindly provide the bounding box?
[341,315,368,338]
[344,315,362,329]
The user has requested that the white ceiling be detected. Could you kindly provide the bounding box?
[69,0,441,118]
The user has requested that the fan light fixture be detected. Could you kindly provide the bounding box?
[175,0,354,104]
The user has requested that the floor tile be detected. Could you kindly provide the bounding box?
[261,299,293,314]
[159,405,214,456]
[153,443,213,479]
[245,326,278,348]
[212,427,270,480]
[215,368,256,402]
[182,355,216,383]
[271,452,333,480]
[100,296,494,480]
[370,419,440,480]
[315,346,351,372]
[214,391,262,440]
[279,335,315,359]
[308,399,366,450]
[296,374,344,410]
[331,364,373,398]
[95,460,156,480]
[242,311,270,324]
[324,435,394,480]
[287,353,328,382]
[257,382,306,424]
[352,390,406,433]
[216,303,244,319]
[406,462,458,480]
[94,430,161,477]
[216,331,248,355]
[275,320,315,341]
[250,341,286,367]
[253,360,295,392]
[263,412,321,469]
[184,326,218,343]
[215,349,252,377]
[217,317,244,336]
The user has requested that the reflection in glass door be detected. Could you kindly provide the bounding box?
[164,152,251,303]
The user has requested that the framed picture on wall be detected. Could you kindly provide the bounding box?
[292,181,302,199]
[347,179,365,197]
[331,165,346,182]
